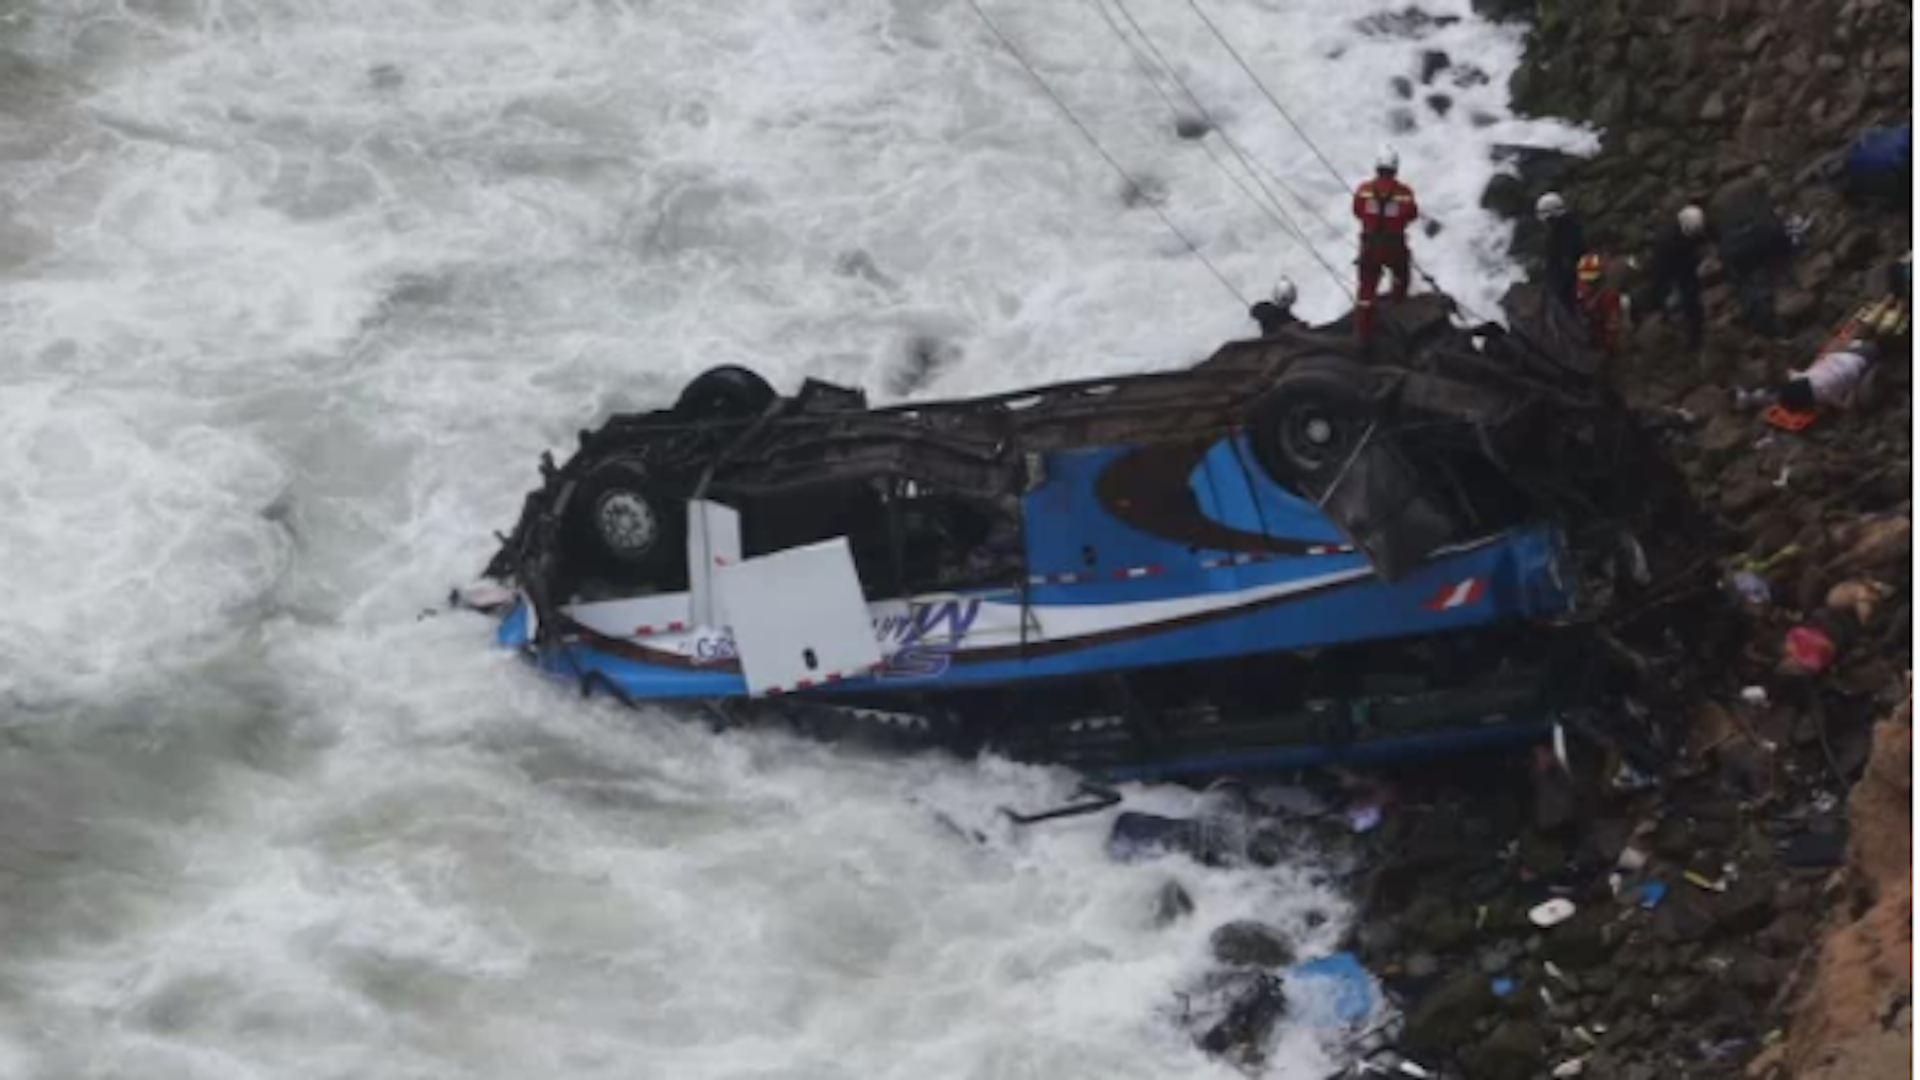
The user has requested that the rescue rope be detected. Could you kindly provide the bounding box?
[1180,0,1521,323]
[965,0,1249,307]
[1082,0,1293,238]
[1104,0,1342,240]
[1181,0,1352,191]
[1090,0,1355,297]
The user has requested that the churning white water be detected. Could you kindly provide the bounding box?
[0,1,1588,1076]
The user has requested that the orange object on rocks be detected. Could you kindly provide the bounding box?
[1761,402,1818,431]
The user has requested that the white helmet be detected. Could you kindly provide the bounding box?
[1678,204,1707,237]
[1535,192,1567,220]
[1271,276,1298,309]
[1375,146,1399,174]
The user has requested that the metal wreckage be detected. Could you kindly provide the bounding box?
[471,294,1691,781]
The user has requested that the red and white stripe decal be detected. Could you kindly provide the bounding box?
[1425,578,1487,611]
[764,665,874,696]
[1033,547,1357,585]
[632,621,689,637]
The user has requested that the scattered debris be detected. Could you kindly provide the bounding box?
[1528,898,1577,928]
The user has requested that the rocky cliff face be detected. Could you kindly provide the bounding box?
[1488,0,1909,335]
[1773,699,1913,1079]
[1473,1,1912,1077]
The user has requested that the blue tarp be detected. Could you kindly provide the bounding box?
[1288,951,1376,1026]
[1846,125,1911,181]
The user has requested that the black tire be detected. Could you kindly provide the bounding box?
[673,365,776,421]
[563,459,688,590]
[1249,357,1374,489]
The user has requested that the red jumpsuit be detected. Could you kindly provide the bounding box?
[1578,281,1625,353]
[1352,175,1418,340]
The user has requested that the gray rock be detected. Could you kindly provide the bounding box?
[1804,250,1837,284]
[1532,763,1578,832]
[1406,951,1443,979]
[1653,896,1715,944]
[1401,972,1499,1059]
[1777,287,1817,330]
[1477,938,1525,974]
[1469,1020,1548,1080]
[1357,919,1403,960]
[1403,895,1476,953]
[1709,885,1776,938]
[1541,910,1615,970]
[1209,920,1295,968]
[1197,973,1288,1059]
[1481,173,1531,219]
[1173,116,1211,141]
[1153,879,1195,926]
[1730,953,1784,994]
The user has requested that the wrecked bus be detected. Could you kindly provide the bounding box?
[473,295,1672,779]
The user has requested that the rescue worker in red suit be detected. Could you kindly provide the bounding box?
[1352,147,1418,342]
[1576,253,1627,353]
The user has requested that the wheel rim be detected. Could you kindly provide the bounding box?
[595,490,659,559]
[1281,407,1351,472]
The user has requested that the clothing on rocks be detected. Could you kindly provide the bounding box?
[1353,173,1418,341]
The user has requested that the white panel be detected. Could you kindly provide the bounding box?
[562,592,693,639]
[687,499,742,629]
[714,539,882,696]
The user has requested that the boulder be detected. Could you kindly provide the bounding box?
[1403,895,1476,952]
[1197,973,1288,1059]
[1653,896,1716,944]
[1210,920,1295,968]
[1401,971,1499,1059]
[1481,173,1530,218]
[1777,287,1818,330]
[1469,1020,1548,1080]
[1540,909,1616,970]
[1710,884,1778,938]
[1153,879,1195,926]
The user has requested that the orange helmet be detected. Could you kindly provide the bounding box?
[1576,254,1604,283]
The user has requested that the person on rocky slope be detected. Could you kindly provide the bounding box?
[1716,194,1798,338]
[1735,337,1882,413]
[1576,253,1626,352]
[1537,191,1585,310]
[1638,204,1712,350]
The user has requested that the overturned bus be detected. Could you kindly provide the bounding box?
[474,295,1674,780]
